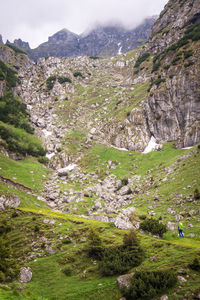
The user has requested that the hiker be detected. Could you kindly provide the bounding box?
[178,222,184,237]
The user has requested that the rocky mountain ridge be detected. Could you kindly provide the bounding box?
[3,17,156,61]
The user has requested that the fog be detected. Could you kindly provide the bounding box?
[0,0,168,48]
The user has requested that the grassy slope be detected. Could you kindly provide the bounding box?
[0,143,200,299]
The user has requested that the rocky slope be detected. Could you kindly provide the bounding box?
[7,18,155,61]
[0,0,199,210]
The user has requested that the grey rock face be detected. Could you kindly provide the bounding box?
[0,194,20,210]
[20,267,32,283]
[149,0,200,53]
[0,34,3,44]
[19,18,155,61]
[13,39,30,50]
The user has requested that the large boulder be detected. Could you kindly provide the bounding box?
[20,267,32,283]
[58,164,76,176]
[117,272,134,289]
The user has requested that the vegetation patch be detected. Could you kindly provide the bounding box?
[57,76,72,84]
[46,76,56,90]
[134,52,150,68]
[0,60,20,88]
[123,270,177,300]
[0,121,45,157]
[0,91,34,134]
[140,218,167,237]
[5,43,26,55]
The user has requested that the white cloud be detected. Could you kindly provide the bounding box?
[0,0,168,48]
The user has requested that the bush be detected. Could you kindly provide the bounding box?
[189,258,200,272]
[46,76,56,90]
[34,225,40,232]
[0,219,11,234]
[0,91,34,134]
[0,121,45,157]
[184,50,193,59]
[140,218,167,236]
[123,270,177,300]
[38,156,49,165]
[134,52,150,68]
[123,230,138,247]
[0,225,19,282]
[89,56,99,60]
[99,244,143,276]
[6,43,26,54]
[86,227,104,259]
[62,266,73,276]
[194,188,200,200]
[73,71,83,78]
[99,229,144,276]
[0,60,20,88]
[57,76,72,84]
[152,61,161,73]
[139,215,147,220]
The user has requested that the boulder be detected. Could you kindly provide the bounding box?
[160,296,168,300]
[20,267,32,283]
[58,164,76,176]
[167,221,176,231]
[117,272,134,289]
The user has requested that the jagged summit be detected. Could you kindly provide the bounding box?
[5,17,155,60]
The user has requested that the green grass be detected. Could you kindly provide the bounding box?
[80,142,191,179]
[0,153,51,192]
[1,207,200,300]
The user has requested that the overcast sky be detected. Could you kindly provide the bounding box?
[0,0,168,48]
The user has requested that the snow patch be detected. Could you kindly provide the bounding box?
[111,146,128,151]
[46,153,55,159]
[42,129,52,137]
[181,146,193,150]
[142,136,162,154]
[118,46,122,55]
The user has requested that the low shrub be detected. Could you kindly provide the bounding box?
[189,258,200,272]
[6,43,26,55]
[0,219,11,234]
[123,229,138,247]
[99,244,144,276]
[194,188,200,200]
[86,227,104,259]
[38,156,49,165]
[46,76,56,90]
[0,121,45,157]
[0,60,20,88]
[99,229,144,276]
[134,52,150,68]
[57,76,72,84]
[62,266,73,276]
[89,56,99,60]
[0,224,19,282]
[139,215,147,220]
[73,71,83,78]
[140,218,167,236]
[123,270,177,300]
[184,61,194,67]
[184,50,193,59]
[0,91,34,134]
[34,225,40,232]
[152,61,161,73]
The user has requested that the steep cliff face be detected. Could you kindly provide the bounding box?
[148,0,200,53]
[141,0,200,148]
